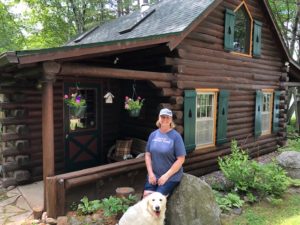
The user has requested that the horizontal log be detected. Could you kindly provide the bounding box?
[60,63,173,82]
[176,80,277,90]
[169,96,184,105]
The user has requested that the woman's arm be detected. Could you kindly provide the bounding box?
[145,152,157,185]
[157,156,185,186]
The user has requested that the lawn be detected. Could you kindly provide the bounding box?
[222,190,300,225]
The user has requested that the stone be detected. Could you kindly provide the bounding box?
[3,178,17,188]
[57,216,69,225]
[16,155,30,167]
[13,170,31,183]
[3,161,19,172]
[166,173,221,225]
[41,212,47,223]
[46,217,57,224]
[277,151,300,179]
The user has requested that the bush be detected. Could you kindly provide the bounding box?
[100,194,137,217]
[218,140,290,198]
[218,140,254,192]
[214,191,244,212]
[77,196,101,215]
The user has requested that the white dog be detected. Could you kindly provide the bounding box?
[118,192,167,225]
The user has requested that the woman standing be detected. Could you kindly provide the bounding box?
[144,108,186,197]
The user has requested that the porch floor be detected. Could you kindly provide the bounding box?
[0,181,43,225]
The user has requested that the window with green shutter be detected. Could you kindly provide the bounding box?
[255,90,263,137]
[273,91,281,132]
[184,90,196,153]
[217,90,229,144]
[224,2,261,57]
[253,20,262,57]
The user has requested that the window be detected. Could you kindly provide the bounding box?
[224,2,262,57]
[195,90,218,147]
[67,87,97,132]
[233,4,252,54]
[184,90,229,153]
[261,91,273,135]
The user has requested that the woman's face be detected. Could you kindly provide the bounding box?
[159,115,172,128]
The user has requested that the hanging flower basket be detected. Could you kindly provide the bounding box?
[124,96,145,118]
[64,93,87,118]
[69,105,87,118]
[128,109,141,117]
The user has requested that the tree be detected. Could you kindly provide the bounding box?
[268,0,300,62]
[0,1,26,52]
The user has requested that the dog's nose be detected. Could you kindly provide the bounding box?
[155,206,160,211]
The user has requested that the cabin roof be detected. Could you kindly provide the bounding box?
[66,0,215,46]
[0,0,299,76]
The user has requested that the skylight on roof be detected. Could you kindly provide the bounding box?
[119,9,156,35]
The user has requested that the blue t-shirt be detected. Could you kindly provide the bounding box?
[146,129,186,182]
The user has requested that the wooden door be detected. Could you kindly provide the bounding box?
[64,83,102,171]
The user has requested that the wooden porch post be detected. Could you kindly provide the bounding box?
[42,62,60,211]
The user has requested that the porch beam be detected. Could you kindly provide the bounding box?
[59,63,173,81]
[42,61,58,212]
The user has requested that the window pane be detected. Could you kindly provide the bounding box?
[262,93,272,133]
[196,92,215,146]
[234,5,250,54]
[69,88,97,132]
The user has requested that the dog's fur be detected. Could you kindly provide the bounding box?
[118,192,167,225]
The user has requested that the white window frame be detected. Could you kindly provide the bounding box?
[261,89,273,135]
[195,89,218,148]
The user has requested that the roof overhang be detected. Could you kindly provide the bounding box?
[0,34,177,67]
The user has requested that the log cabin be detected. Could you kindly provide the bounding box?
[0,0,300,217]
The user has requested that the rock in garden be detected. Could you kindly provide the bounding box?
[166,173,221,225]
[277,151,300,179]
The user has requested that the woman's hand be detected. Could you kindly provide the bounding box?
[148,173,157,185]
[158,174,169,186]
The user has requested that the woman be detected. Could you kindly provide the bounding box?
[144,108,186,197]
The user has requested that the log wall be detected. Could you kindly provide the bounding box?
[0,82,43,186]
[169,0,288,175]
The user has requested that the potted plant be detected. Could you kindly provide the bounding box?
[64,93,87,118]
[124,96,145,117]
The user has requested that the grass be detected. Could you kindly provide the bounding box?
[222,191,300,225]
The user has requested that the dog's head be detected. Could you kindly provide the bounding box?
[146,192,167,218]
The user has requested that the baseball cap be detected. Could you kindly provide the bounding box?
[159,108,173,117]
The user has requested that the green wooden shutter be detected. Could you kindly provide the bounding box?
[217,90,229,144]
[184,90,196,153]
[253,20,262,57]
[255,90,263,137]
[224,9,235,51]
[273,91,280,133]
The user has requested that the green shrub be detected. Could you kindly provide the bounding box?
[100,194,137,217]
[77,196,101,215]
[218,140,254,192]
[214,191,244,212]
[218,140,290,198]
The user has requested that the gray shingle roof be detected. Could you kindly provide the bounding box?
[67,0,216,46]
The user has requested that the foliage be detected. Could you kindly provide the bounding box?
[0,1,26,52]
[214,191,244,212]
[77,196,101,215]
[100,194,137,217]
[124,96,145,111]
[218,140,252,192]
[222,193,300,225]
[268,0,299,62]
[218,140,290,198]
[64,93,86,107]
